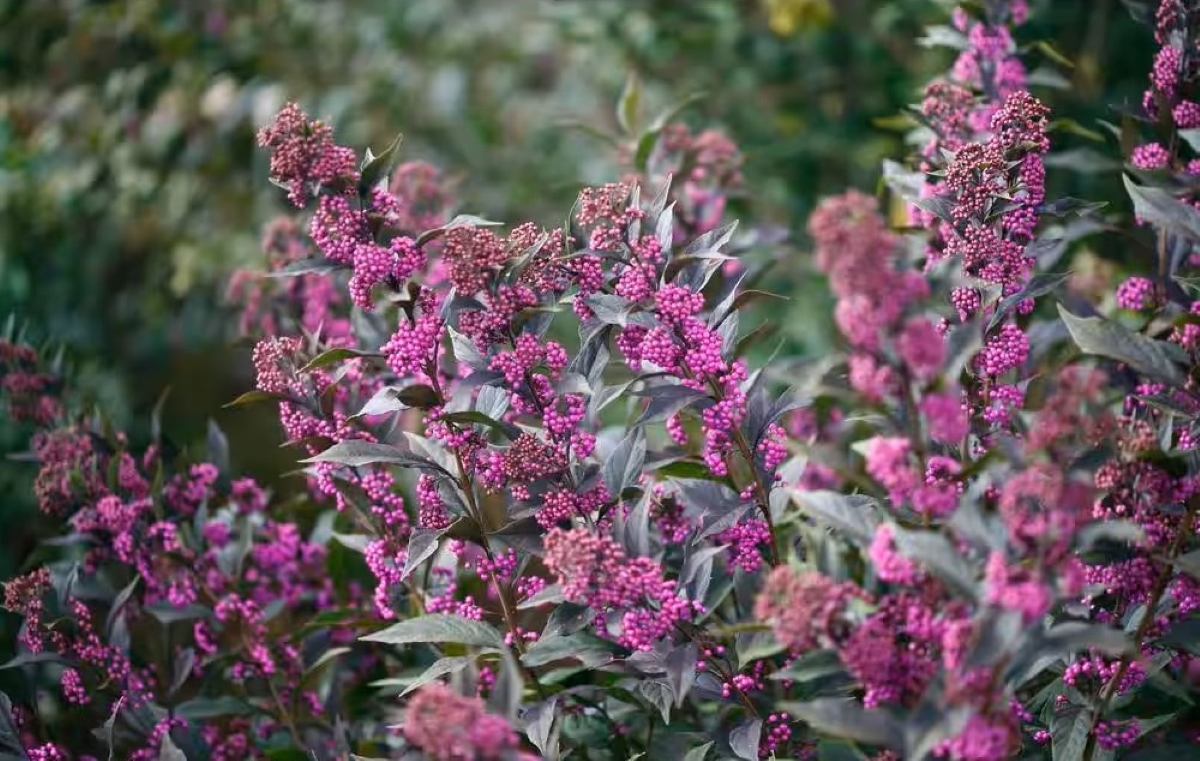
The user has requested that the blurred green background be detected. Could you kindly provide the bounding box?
[0,0,1155,578]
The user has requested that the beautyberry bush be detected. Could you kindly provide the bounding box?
[3,1,1200,760]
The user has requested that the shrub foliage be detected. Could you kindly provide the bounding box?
[3,1,1200,759]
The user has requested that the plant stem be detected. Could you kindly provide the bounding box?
[729,423,782,566]
[267,674,305,747]
[451,448,549,699]
[452,451,525,652]
[1083,502,1195,759]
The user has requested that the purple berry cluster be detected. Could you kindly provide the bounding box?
[6,0,1200,758]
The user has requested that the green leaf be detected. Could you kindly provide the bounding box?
[105,576,140,639]
[1039,197,1108,217]
[985,272,1069,332]
[817,741,868,761]
[400,384,441,409]
[1058,304,1187,384]
[891,527,978,599]
[1050,706,1091,761]
[265,257,347,278]
[634,129,661,175]
[102,696,122,761]
[222,389,289,409]
[790,489,879,545]
[913,195,955,226]
[617,72,640,135]
[359,132,403,192]
[587,293,636,326]
[0,651,68,670]
[522,698,559,757]
[1126,744,1199,760]
[1174,549,1200,579]
[918,24,966,49]
[1157,616,1200,655]
[1179,129,1200,154]
[298,347,379,374]
[361,614,505,649]
[144,603,210,625]
[489,650,525,721]
[735,321,778,356]
[1044,147,1122,174]
[447,325,488,370]
[1135,713,1180,738]
[1048,119,1104,142]
[1032,39,1075,69]
[1124,174,1200,242]
[781,699,902,747]
[440,410,521,439]
[635,384,708,425]
[603,428,647,498]
[683,742,714,761]
[169,648,194,697]
[736,631,784,665]
[517,583,565,610]
[729,718,762,760]
[215,518,254,578]
[206,420,229,475]
[391,654,481,696]
[882,159,925,203]
[401,528,444,580]
[1027,66,1071,89]
[157,733,188,761]
[647,91,707,135]
[174,696,255,721]
[521,633,613,668]
[415,214,504,247]
[331,533,372,553]
[634,91,707,171]
[1038,622,1129,658]
[769,648,845,683]
[656,460,720,480]
[301,440,433,469]
[304,646,352,679]
[556,118,620,147]
[354,385,409,417]
[0,692,28,760]
[1075,519,1145,551]
[150,387,170,442]
[904,704,973,761]
[649,178,674,226]
[635,679,674,724]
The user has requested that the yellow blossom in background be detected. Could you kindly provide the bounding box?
[888,193,913,229]
[763,0,832,37]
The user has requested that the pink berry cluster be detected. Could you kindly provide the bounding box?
[543,527,701,651]
[635,122,744,241]
[242,95,810,758]
[1131,0,1200,242]
[401,682,523,760]
[0,337,62,425]
[226,217,351,341]
[0,340,365,758]
[255,101,357,207]
[949,1,1030,132]
[762,2,1200,758]
[11,1,1200,755]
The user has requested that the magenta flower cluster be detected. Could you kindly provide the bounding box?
[5,1,1200,758]
[0,341,361,759]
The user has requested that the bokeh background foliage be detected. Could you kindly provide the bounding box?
[0,0,1158,577]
